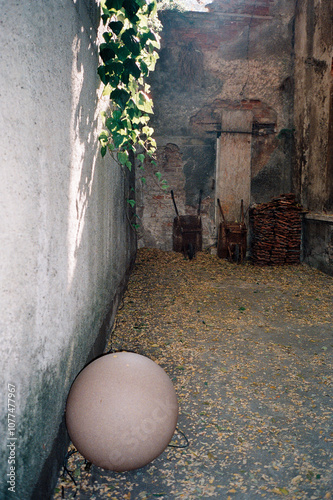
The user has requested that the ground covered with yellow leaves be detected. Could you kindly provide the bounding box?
[53,248,332,499]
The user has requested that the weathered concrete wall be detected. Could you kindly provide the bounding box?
[0,1,136,498]
[138,0,296,250]
[303,215,333,276]
[294,0,333,274]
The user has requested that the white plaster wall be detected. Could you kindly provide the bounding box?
[0,1,136,497]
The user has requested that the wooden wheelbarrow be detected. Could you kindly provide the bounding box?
[217,199,247,263]
[171,190,203,260]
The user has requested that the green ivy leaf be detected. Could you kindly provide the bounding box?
[142,125,154,136]
[140,30,157,47]
[121,28,141,57]
[127,107,137,120]
[115,45,131,62]
[123,59,141,80]
[122,0,140,22]
[118,151,129,165]
[113,132,127,149]
[105,116,116,132]
[104,60,123,77]
[108,20,123,35]
[102,31,112,43]
[147,0,157,16]
[112,109,123,121]
[127,199,136,208]
[105,74,120,89]
[104,0,123,11]
[99,45,116,63]
[147,137,157,148]
[140,60,149,76]
[101,4,111,24]
[102,83,114,96]
[101,13,109,25]
[97,65,108,85]
[111,88,131,109]
[133,114,149,125]
[99,131,109,144]
[98,0,160,160]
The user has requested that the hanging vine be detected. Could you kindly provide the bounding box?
[98,0,162,172]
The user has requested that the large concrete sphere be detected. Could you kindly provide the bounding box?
[65,352,178,471]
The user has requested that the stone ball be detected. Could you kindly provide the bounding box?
[65,351,178,472]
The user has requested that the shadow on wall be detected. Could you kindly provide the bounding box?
[0,2,134,500]
[251,149,293,204]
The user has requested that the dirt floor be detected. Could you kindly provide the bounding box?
[53,248,333,499]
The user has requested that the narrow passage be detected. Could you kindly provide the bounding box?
[54,248,333,499]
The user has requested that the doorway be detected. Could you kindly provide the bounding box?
[215,109,253,225]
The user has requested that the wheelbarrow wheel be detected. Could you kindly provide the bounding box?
[234,244,240,263]
[187,242,195,260]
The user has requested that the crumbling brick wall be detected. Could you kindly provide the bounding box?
[137,0,296,251]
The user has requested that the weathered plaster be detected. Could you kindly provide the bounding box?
[138,0,296,250]
[293,0,333,274]
[0,1,136,498]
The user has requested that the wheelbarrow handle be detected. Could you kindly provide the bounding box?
[217,198,226,223]
[197,189,203,216]
[171,190,180,218]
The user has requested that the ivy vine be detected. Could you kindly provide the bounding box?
[98,0,162,172]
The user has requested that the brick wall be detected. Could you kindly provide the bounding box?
[138,0,296,251]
